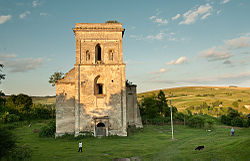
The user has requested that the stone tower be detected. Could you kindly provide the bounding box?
[55,23,142,137]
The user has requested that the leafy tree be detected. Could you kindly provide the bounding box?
[156,90,168,116]
[6,94,32,112]
[0,64,5,83]
[49,72,64,86]
[0,127,16,159]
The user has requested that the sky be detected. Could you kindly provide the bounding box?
[0,0,250,96]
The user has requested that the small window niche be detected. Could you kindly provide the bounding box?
[86,50,90,61]
[109,49,114,61]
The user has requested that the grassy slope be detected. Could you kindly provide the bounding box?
[138,86,250,114]
[14,120,250,161]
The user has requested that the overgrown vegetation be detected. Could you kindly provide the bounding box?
[105,20,120,23]
[39,120,56,137]
[0,93,55,123]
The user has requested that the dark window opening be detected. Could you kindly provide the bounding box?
[95,44,101,62]
[97,84,103,94]
[86,50,90,61]
[97,122,105,127]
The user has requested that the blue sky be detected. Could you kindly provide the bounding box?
[0,0,250,96]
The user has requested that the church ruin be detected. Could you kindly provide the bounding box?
[55,23,142,137]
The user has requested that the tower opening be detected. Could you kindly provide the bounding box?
[95,44,101,62]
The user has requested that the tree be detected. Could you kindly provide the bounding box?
[6,94,32,112]
[0,64,5,83]
[157,90,169,116]
[0,127,16,159]
[48,72,64,87]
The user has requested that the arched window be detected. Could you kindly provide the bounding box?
[95,44,101,62]
[109,50,114,61]
[94,75,104,95]
[86,50,90,61]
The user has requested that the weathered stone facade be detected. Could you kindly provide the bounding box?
[55,23,142,137]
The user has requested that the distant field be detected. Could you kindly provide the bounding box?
[13,120,250,161]
[32,86,250,114]
[138,86,250,114]
[32,96,56,105]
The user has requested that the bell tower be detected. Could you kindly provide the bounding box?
[72,23,127,136]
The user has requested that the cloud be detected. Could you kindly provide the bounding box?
[32,0,40,8]
[223,60,232,64]
[40,12,48,16]
[240,51,250,54]
[149,16,156,20]
[201,13,211,20]
[19,11,31,19]
[0,54,43,73]
[179,3,213,25]
[225,36,249,49]
[147,32,164,40]
[199,47,233,61]
[216,10,221,14]
[149,71,250,85]
[150,68,170,74]
[172,14,180,20]
[0,15,12,24]
[221,0,230,4]
[166,56,187,65]
[149,14,168,25]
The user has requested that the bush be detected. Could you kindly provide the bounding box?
[231,117,243,127]
[232,101,239,108]
[188,115,205,128]
[0,112,20,123]
[8,144,32,161]
[0,127,16,159]
[220,115,231,125]
[204,118,215,129]
[39,120,56,137]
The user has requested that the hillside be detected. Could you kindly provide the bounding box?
[138,86,250,114]
[30,86,250,114]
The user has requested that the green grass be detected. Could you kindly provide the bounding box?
[13,120,250,161]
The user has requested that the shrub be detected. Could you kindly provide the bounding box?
[221,115,231,125]
[231,117,243,127]
[0,112,20,123]
[204,118,215,129]
[0,127,16,159]
[8,144,32,161]
[188,115,205,128]
[39,120,56,137]
[232,101,239,108]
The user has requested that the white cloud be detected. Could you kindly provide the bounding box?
[217,10,221,14]
[149,14,168,25]
[40,12,48,16]
[147,32,164,40]
[150,68,170,74]
[149,16,156,20]
[225,36,249,49]
[0,15,12,24]
[172,14,180,20]
[179,3,213,25]
[221,0,230,4]
[166,56,187,65]
[19,11,31,19]
[0,54,43,73]
[32,0,40,8]
[200,47,233,61]
[154,18,168,24]
[201,13,211,20]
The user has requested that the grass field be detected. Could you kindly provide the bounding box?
[13,120,250,161]
[138,86,250,114]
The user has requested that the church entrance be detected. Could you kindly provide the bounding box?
[93,116,109,137]
[96,122,106,136]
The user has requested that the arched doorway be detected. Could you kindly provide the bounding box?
[96,122,106,136]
